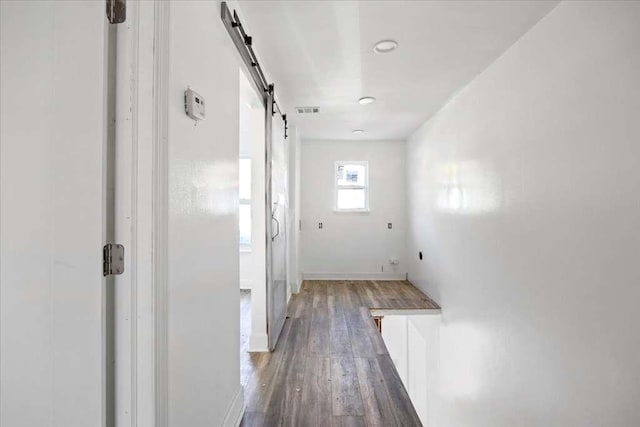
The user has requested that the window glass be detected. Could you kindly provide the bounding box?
[239,204,251,246]
[337,188,366,210]
[337,164,366,186]
[335,161,368,211]
[239,158,251,200]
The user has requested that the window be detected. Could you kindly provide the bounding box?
[239,158,252,248]
[335,161,369,212]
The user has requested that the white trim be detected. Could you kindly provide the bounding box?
[370,308,442,316]
[131,2,149,425]
[101,6,112,426]
[240,279,252,289]
[113,1,140,423]
[287,276,303,294]
[152,1,171,427]
[302,272,407,281]
[249,333,270,352]
[332,209,371,215]
[131,1,160,425]
[223,386,245,427]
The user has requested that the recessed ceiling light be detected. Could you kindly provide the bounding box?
[358,96,376,105]
[374,39,398,53]
[352,129,364,134]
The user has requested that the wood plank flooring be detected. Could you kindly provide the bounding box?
[240,280,439,427]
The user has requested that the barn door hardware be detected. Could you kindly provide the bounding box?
[221,1,288,137]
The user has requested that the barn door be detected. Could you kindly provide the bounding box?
[266,91,289,351]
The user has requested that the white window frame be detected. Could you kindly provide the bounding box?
[334,160,370,213]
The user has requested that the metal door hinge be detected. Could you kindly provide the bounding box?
[103,243,125,276]
[106,0,126,24]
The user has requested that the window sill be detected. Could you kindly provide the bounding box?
[333,209,370,215]
[240,246,252,253]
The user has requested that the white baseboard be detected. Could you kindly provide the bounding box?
[240,279,252,290]
[249,333,269,352]
[288,276,303,294]
[302,272,407,281]
[223,386,245,427]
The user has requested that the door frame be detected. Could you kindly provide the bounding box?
[111,1,170,426]
[151,1,170,425]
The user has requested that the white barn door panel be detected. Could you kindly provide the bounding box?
[267,111,289,350]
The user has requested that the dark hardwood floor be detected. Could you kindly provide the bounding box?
[240,280,439,427]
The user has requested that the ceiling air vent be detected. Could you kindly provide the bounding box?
[296,106,320,114]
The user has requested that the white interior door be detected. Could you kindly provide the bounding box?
[267,107,289,350]
[1,2,107,426]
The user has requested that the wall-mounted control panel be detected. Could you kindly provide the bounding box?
[185,88,205,121]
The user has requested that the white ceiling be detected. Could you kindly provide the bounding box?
[237,0,558,141]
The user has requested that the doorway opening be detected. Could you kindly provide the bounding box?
[238,68,268,380]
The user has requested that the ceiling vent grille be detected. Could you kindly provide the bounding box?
[296,106,320,114]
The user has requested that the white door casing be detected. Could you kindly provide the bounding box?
[112,1,167,426]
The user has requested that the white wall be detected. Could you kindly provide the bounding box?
[1,2,106,426]
[301,140,406,279]
[239,253,252,289]
[167,1,250,424]
[288,126,302,293]
[406,2,640,426]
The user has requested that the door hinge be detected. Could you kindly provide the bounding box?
[106,0,126,24]
[103,243,125,276]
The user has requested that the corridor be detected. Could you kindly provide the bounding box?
[2,1,639,426]
[241,281,439,426]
